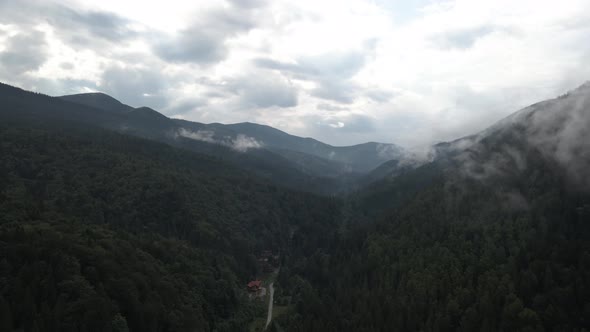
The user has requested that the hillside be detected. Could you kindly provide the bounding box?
[0,83,348,194]
[1,81,590,331]
[0,112,341,331]
[272,83,590,331]
[58,91,407,175]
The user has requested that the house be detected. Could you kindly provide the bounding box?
[247,280,262,292]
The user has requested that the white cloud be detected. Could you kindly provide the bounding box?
[177,128,263,152]
[1,0,590,148]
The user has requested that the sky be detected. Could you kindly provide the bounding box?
[1,0,589,148]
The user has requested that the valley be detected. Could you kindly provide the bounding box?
[1,81,589,331]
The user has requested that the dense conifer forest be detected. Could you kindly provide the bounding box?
[0,120,339,331]
[1,83,589,331]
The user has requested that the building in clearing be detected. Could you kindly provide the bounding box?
[247,280,262,292]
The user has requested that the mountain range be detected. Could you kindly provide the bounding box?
[1,80,589,331]
[2,83,410,194]
[62,91,407,172]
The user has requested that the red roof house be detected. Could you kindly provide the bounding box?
[247,280,262,292]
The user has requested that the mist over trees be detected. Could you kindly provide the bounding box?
[1,82,590,331]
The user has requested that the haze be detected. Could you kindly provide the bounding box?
[1,0,589,147]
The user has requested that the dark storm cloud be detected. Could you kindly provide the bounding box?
[100,65,167,108]
[0,30,48,76]
[153,5,259,65]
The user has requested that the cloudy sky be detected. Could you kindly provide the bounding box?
[1,0,589,147]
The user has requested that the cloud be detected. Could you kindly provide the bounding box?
[366,89,394,103]
[446,82,590,193]
[0,1,138,47]
[154,28,229,65]
[177,128,263,152]
[227,0,267,9]
[0,30,48,76]
[99,65,167,108]
[228,72,298,108]
[232,134,263,151]
[166,98,209,117]
[2,0,590,148]
[298,51,367,80]
[255,50,369,104]
[48,4,138,46]
[177,129,216,143]
[153,6,259,65]
[376,143,404,160]
[317,103,348,111]
[253,58,314,77]
[526,83,590,189]
[301,113,377,145]
[336,114,376,133]
[311,80,357,104]
[431,25,496,49]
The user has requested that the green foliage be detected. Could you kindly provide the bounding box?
[0,122,340,331]
[2,81,590,331]
[276,154,590,331]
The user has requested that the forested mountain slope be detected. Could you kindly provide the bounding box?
[61,91,407,176]
[272,83,590,331]
[2,81,590,332]
[0,83,346,194]
[0,116,340,331]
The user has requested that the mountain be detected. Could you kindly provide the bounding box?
[0,95,341,331]
[220,122,405,173]
[0,83,346,193]
[433,81,590,189]
[58,92,407,175]
[3,80,590,331]
[60,92,135,114]
[274,82,590,331]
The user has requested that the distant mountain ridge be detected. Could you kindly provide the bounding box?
[430,81,590,187]
[58,91,407,174]
[3,80,590,331]
[0,82,411,194]
[61,92,135,113]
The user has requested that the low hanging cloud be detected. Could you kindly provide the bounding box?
[177,128,263,152]
[232,134,263,152]
[2,0,590,148]
[526,83,590,189]
[449,82,590,192]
